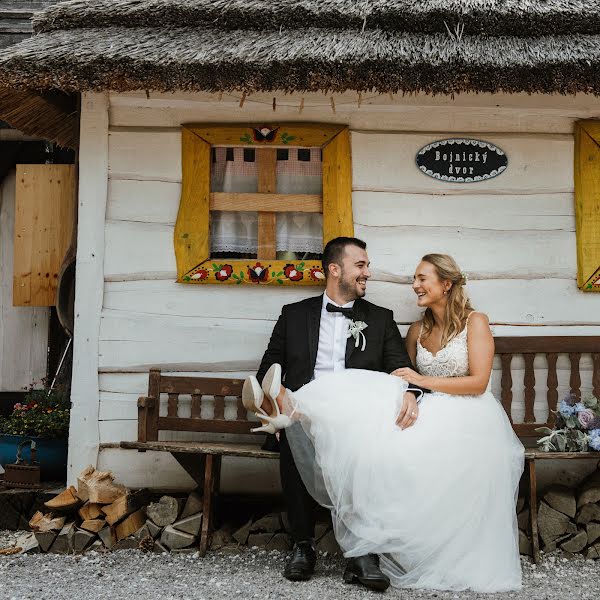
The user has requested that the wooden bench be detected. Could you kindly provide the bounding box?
[495,336,600,563]
[121,336,600,560]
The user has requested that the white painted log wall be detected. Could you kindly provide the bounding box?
[79,91,600,490]
[0,171,48,391]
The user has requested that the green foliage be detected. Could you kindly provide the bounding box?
[0,385,70,440]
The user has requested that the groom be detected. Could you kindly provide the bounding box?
[256,236,424,591]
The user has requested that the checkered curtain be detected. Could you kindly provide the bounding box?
[210,147,323,255]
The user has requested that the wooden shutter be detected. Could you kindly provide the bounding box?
[574,121,600,291]
[13,164,75,306]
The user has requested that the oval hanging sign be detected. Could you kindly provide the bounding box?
[416,138,507,183]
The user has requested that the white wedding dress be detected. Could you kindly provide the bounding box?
[285,322,524,592]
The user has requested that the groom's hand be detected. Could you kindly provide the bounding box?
[396,392,419,429]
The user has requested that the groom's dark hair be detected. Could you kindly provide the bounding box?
[322,236,367,278]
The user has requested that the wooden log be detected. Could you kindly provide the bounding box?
[77,466,127,505]
[101,488,151,526]
[114,509,145,542]
[44,486,81,513]
[29,512,66,533]
[80,519,106,534]
[78,502,104,521]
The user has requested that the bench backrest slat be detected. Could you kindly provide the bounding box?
[137,336,600,443]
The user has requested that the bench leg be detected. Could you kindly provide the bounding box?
[527,458,541,564]
[199,454,221,557]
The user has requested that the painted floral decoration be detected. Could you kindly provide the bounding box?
[309,266,326,281]
[284,263,304,282]
[214,264,234,281]
[248,262,269,284]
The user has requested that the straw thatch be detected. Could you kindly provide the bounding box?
[0,88,77,148]
[1,0,600,95]
[32,0,600,37]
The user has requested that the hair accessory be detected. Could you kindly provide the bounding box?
[460,271,468,285]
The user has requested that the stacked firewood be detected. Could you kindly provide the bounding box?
[529,468,600,558]
[21,466,204,554]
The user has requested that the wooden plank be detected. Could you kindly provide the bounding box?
[358,225,576,280]
[120,441,279,459]
[352,191,574,231]
[495,338,600,354]
[527,459,540,565]
[256,148,277,259]
[188,123,344,147]
[352,132,573,194]
[13,164,75,306]
[174,128,210,281]
[322,127,354,244]
[109,90,600,133]
[574,122,600,290]
[108,180,575,231]
[102,278,599,326]
[211,192,322,213]
[68,92,109,485]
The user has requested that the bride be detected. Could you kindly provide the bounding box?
[244,253,524,593]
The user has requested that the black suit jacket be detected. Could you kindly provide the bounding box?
[257,295,423,395]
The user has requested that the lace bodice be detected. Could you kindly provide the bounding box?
[416,324,470,379]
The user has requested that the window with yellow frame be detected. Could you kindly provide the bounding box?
[574,121,600,292]
[174,123,353,286]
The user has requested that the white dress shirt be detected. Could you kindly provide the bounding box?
[313,293,355,379]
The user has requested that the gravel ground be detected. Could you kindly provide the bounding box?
[1,530,599,600]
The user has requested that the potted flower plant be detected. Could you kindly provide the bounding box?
[0,383,70,481]
[536,393,600,452]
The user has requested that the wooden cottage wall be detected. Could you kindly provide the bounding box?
[75,91,600,490]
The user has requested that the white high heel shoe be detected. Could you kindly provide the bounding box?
[242,374,291,433]
[260,364,293,430]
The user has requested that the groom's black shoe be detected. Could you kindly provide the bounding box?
[284,540,317,581]
[343,554,390,591]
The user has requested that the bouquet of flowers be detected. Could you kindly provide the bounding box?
[536,393,600,452]
[0,384,70,440]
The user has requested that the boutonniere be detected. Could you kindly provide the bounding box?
[348,320,368,351]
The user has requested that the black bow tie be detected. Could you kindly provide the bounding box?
[326,302,354,319]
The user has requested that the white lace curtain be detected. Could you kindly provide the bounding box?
[210,147,323,255]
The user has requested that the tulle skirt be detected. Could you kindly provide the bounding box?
[285,369,524,592]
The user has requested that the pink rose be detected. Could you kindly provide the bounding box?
[578,408,596,430]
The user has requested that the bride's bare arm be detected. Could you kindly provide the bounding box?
[405,321,420,366]
[393,313,494,395]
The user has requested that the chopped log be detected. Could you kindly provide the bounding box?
[114,510,145,542]
[49,522,76,554]
[146,520,162,539]
[101,489,150,526]
[172,513,202,537]
[576,503,600,525]
[561,530,588,553]
[28,511,44,530]
[80,519,106,534]
[146,496,179,527]
[78,502,104,521]
[86,540,104,553]
[34,531,58,552]
[544,485,576,518]
[587,522,600,545]
[72,528,96,553]
[160,525,196,550]
[75,465,95,502]
[77,467,127,505]
[181,491,203,519]
[537,502,576,545]
[35,514,66,533]
[44,486,81,513]
[251,513,282,533]
[98,526,116,549]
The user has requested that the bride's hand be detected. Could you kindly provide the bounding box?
[392,367,425,386]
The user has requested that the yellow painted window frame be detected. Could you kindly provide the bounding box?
[574,121,600,291]
[174,123,353,286]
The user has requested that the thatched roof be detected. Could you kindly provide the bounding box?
[1,0,600,95]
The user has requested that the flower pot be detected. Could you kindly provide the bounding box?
[0,434,67,481]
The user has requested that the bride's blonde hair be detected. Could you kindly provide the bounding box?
[420,253,474,348]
